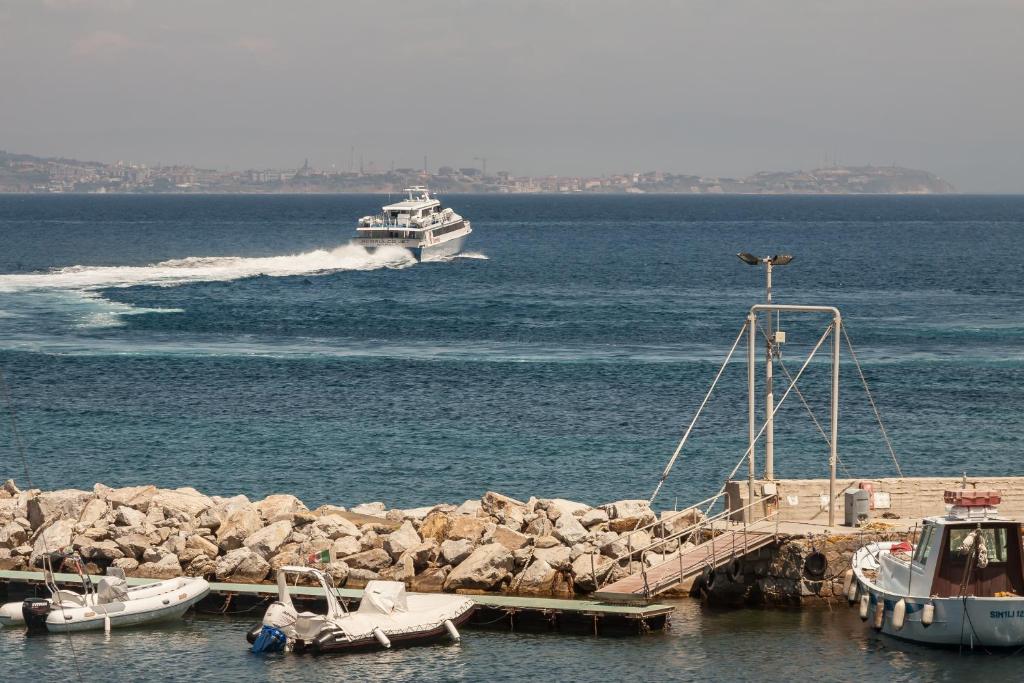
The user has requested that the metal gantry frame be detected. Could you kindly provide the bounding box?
[747,304,842,526]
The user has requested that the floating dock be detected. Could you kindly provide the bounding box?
[0,569,673,636]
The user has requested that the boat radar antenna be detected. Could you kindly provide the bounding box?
[736,253,794,481]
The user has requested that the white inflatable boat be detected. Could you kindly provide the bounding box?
[0,553,209,633]
[248,567,475,654]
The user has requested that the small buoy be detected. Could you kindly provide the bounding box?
[922,602,934,628]
[373,627,391,649]
[873,601,885,630]
[842,569,854,596]
[859,594,870,620]
[847,579,858,604]
[104,614,111,634]
[444,619,460,642]
[892,599,906,631]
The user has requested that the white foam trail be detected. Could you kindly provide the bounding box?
[0,243,416,293]
[454,252,489,260]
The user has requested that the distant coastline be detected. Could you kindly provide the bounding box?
[0,149,956,195]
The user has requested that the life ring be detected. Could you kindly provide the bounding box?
[726,558,743,583]
[803,551,828,580]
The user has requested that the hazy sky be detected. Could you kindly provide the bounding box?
[2,1,1022,190]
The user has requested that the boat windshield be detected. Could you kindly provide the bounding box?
[912,524,935,564]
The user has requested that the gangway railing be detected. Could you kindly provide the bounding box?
[594,494,780,595]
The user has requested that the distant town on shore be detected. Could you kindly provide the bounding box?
[0,149,956,195]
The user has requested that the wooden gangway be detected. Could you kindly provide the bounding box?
[591,494,780,603]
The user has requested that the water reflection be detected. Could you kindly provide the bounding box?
[1,603,1021,681]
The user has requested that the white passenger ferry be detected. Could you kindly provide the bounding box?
[354,187,472,261]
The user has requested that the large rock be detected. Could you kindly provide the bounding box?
[554,514,588,546]
[418,511,453,542]
[345,567,382,588]
[513,559,569,596]
[440,538,474,565]
[570,553,624,592]
[488,525,530,551]
[198,495,251,530]
[243,520,292,559]
[443,543,514,592]
[78,498,109,527]
[151,488,214,518]
[343,547,392,573]
[331,535,361,558]
[383,521,421,560]
[215,547,270,583]
[524,516,553,537]
[579,508,609,529]
[403,540,439,570]
[447,516,488,544]
[135,553,182,579]
[350,502,386,518]
[455,499,482,516]
[27,489,92,529]
[78,539,124,562]
[186,534,219,560]
[112,557,139,573]
[481,491,526,515]
[254,494,307,522]
[534,545,572,571]
[216,507,263,551]
[115,506,147,528]
[94,484,157,512]
[604,499,656,532]
[542,499,591,521]
[310,516,361,540]
[115,533,153,559]
[658,508,703,537]
[31,518,77,562]
[0,523,28,549]
[411,565,449,592]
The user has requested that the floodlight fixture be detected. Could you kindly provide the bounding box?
[769,254,794,266]
[737,252,760,265]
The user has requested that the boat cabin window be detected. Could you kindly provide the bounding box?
[948,527,1010,563]
[913,524,935,564]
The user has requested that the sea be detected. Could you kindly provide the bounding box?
[1,193,1023,680]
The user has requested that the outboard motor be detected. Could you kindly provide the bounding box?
[22,598,51,634]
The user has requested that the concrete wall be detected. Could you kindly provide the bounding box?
[727,476,1024,525]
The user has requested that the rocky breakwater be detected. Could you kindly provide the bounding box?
[0,480,693,598]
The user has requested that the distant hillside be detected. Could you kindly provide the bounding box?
[0,149,956,194]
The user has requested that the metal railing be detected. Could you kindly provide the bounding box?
[596,494,780,594]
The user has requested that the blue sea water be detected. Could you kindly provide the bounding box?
[1,194,1023,680]
[1,194,1022,508]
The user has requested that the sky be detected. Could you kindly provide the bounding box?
[1,0,1022,191]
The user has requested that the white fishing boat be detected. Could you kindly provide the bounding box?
[353,187,472,261]
[0,553,209,633]
[247,566,474,654]
[849,489,1024,648]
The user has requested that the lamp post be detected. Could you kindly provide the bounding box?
[737,253,794,481]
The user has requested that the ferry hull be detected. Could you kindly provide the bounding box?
[355,233,469,262]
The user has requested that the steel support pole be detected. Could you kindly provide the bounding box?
[829,314,841,527]
[747,313,756,522]
[764,261,775,480]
